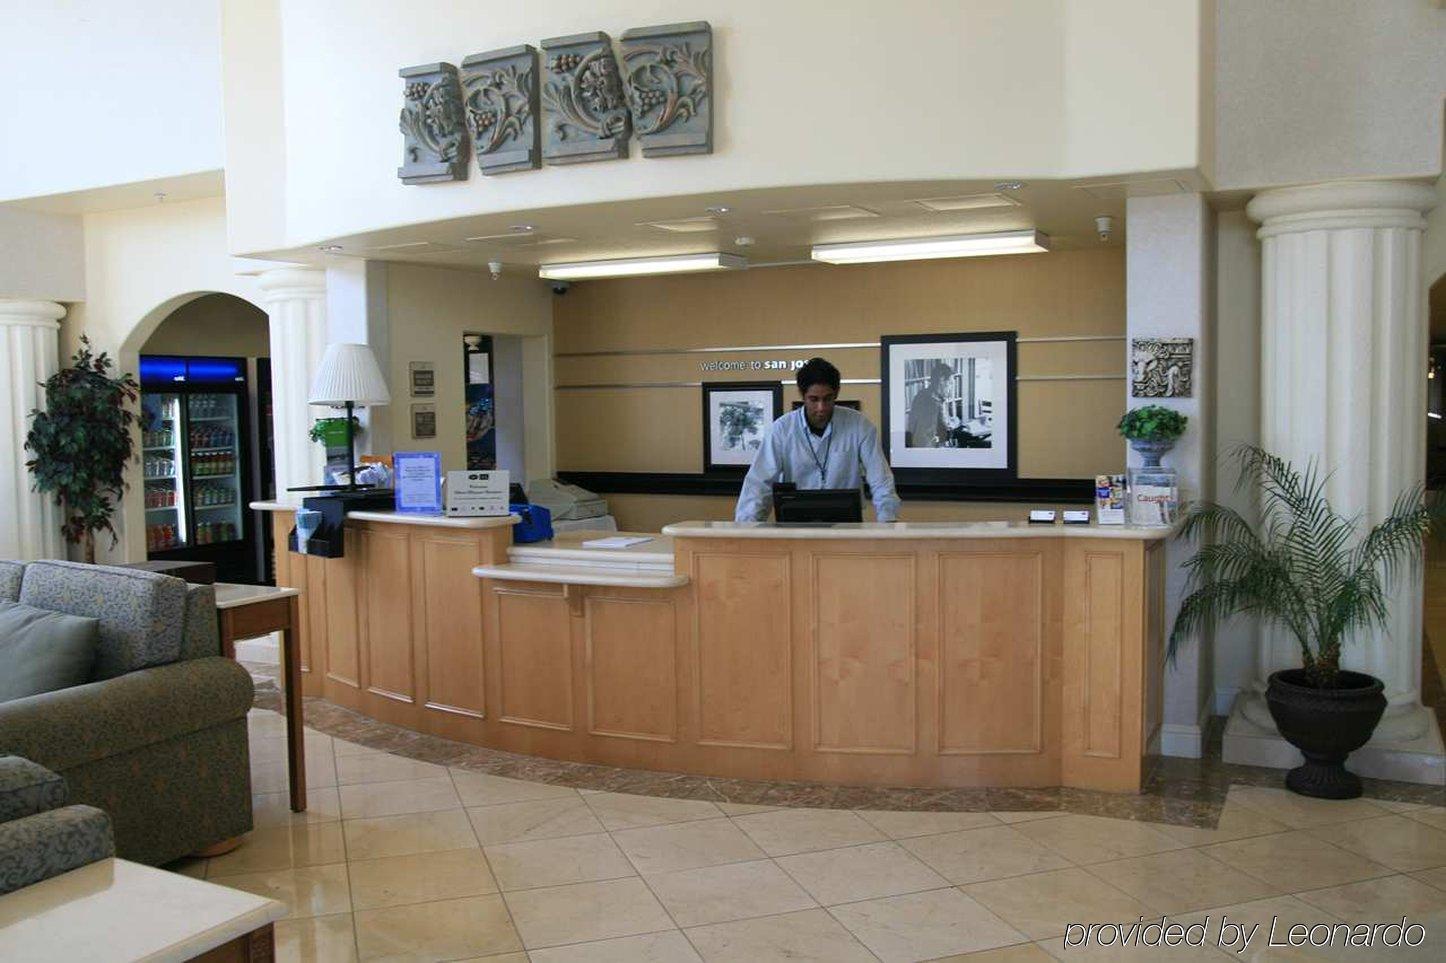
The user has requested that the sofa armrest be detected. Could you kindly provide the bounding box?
[0,756,68,823]
[0,658,254,774]
[0,805,114,895]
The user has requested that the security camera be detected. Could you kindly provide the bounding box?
[550,280,570,295]
[487,260,503,281]
[1095,215,1114,242]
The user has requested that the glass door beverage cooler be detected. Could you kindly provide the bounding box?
[140,356,258,582]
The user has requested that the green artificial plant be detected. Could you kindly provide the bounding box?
[1117,404,1188,442]
[24,336,140,563]
[1169,445,1445,688]
[309,416,361,446]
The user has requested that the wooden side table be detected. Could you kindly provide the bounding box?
[214,584,305,812]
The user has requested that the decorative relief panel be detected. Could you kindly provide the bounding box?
[619,21,713,157]
[540,31,631,165]
[460,45,540,175]
[1130,337,1193,397]
[397,62,470,184]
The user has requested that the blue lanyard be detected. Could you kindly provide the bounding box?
[801,409,832,484]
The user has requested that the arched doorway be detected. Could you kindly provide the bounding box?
[133,292,274,583]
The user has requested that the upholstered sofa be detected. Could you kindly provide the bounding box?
[0,755,114,895]
[0,561,254,866]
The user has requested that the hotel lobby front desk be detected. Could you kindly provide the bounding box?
[258,504,1168,793]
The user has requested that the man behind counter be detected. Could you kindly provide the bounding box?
[734,357,901,522]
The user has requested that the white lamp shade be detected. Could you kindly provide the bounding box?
[309,343,392,407]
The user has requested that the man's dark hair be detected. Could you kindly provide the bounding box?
[796,357,841,394]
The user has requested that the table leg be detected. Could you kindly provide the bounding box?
[282,596,307,812]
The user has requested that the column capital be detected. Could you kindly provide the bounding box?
[1247,179,1436,238]
[257,267,327,302]
[0,300,65,329]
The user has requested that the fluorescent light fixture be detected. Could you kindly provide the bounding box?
[539,252,746,280]
[811,229,1050,265]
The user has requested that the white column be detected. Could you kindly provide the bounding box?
[258,268,329,493]
[1245,179,1436,745]
[0,300,64,560]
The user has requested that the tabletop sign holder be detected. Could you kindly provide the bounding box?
[393,451,444,515]
[445,469,510,517]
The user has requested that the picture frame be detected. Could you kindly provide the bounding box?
[702,380,784,473]
[409,361,436,397]
[880,331,1017,484]
[392,450,444,514]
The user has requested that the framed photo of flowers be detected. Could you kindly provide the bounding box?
[702,381,783,473]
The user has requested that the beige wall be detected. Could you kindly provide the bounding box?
[553,248,1125,480]
[140,291,270,357]
[384,263,554,479]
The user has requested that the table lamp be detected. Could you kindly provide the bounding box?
[306,343,391,490]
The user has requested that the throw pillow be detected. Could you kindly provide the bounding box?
[0,601,100,702]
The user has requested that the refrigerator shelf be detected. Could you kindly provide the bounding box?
[143,474,177,482]
[192,446,236,453]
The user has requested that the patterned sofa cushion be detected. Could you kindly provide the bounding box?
[180,584,220,661]
[17,562,187,680]
[0,562,23,603]
[0,755,67,822]
[0,804,114,895]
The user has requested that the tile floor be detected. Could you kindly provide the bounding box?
[168,707,1446,962]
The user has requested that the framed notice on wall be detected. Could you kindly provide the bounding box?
[409,361,436,397]
[411,403,436,439]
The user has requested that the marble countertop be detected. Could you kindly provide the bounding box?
[213,582,300,609]
[251,500,518,530]
[662,519,1180,540]
[0,858,284,962]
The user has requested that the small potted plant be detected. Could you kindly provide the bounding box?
[1117,405,1187,468]
[1170,446,1444,799]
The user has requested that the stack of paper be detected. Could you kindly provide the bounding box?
[582,536,654,549]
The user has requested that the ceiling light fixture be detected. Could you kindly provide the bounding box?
[811,229,1050,265]
[538,252,747,280]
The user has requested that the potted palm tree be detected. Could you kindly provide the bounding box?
[1170,446,1443,799]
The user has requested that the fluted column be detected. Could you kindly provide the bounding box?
[0,301,64,560]
[1245,180,1436,743]
[258,268,329,493]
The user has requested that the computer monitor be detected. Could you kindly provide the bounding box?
[771,483,864,524]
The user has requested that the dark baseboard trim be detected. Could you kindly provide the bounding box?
[557,471,1096,504]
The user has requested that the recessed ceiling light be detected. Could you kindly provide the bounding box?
[811,229,1050,265]
[539,252,747,280]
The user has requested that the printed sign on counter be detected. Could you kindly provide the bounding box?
[393,451,443,514]
[446,469,510,516]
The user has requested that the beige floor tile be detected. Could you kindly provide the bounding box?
[1373,799,1436,814]
[450,769,579,807]
[338,776,461,821]
[342,809,478,861]
[1293,872,1446,918]
[713,802,779,816]
[331,738,379,757]
[1035,934,1228,961]
[829,887,1027,962]
[646,858,816,927]
[990,811,1067,824]
[1226,785,1387,829]
[1413,864,1446,892]
[354,894,522,961]
[251,727,334,763]
[168,857,207,878]
[207,823,346,876]
[1202,830,1393,892]
[1011,813,1184,865]
[1305,814,1446,872]
[1410,807,1446,831]
[485,832,636,891]
[731,808,885,857]
[777,841,949,906]
[252,787,343,829]
[528,930,702,963]
[614,817,766,874]
[684,907,876,962]
[1153,802,1288,847]
[274,911,357,963]
[252,751,338,793]
[583,791,723,831]
[466,796,604,845]
[857,809,1001,839]
[347,847,498,910]
[961,867,1157,939]
[928,944,1057,962]
[1087,848,1279,915]
[210,862,351,920]
[1171,895,1344,960]
[900,826,1071,885]
[503,876,673,949]
[335,752,448,787]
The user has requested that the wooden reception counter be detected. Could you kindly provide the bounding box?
[256,504,1169,792]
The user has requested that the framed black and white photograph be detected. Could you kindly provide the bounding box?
[881,331,1017,480]
[702,381,783,472]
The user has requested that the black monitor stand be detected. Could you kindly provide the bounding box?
[771,483,864,524]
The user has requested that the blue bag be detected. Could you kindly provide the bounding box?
[511,503,554,543]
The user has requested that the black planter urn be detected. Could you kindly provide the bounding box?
[1265,668,1386,800]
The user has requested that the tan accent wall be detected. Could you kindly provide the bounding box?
[139,292,270,358]
[552,249,1126,494]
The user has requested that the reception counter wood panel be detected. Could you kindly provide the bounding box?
[259,505,1167,792]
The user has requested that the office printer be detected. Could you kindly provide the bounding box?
[525,479,608,521]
